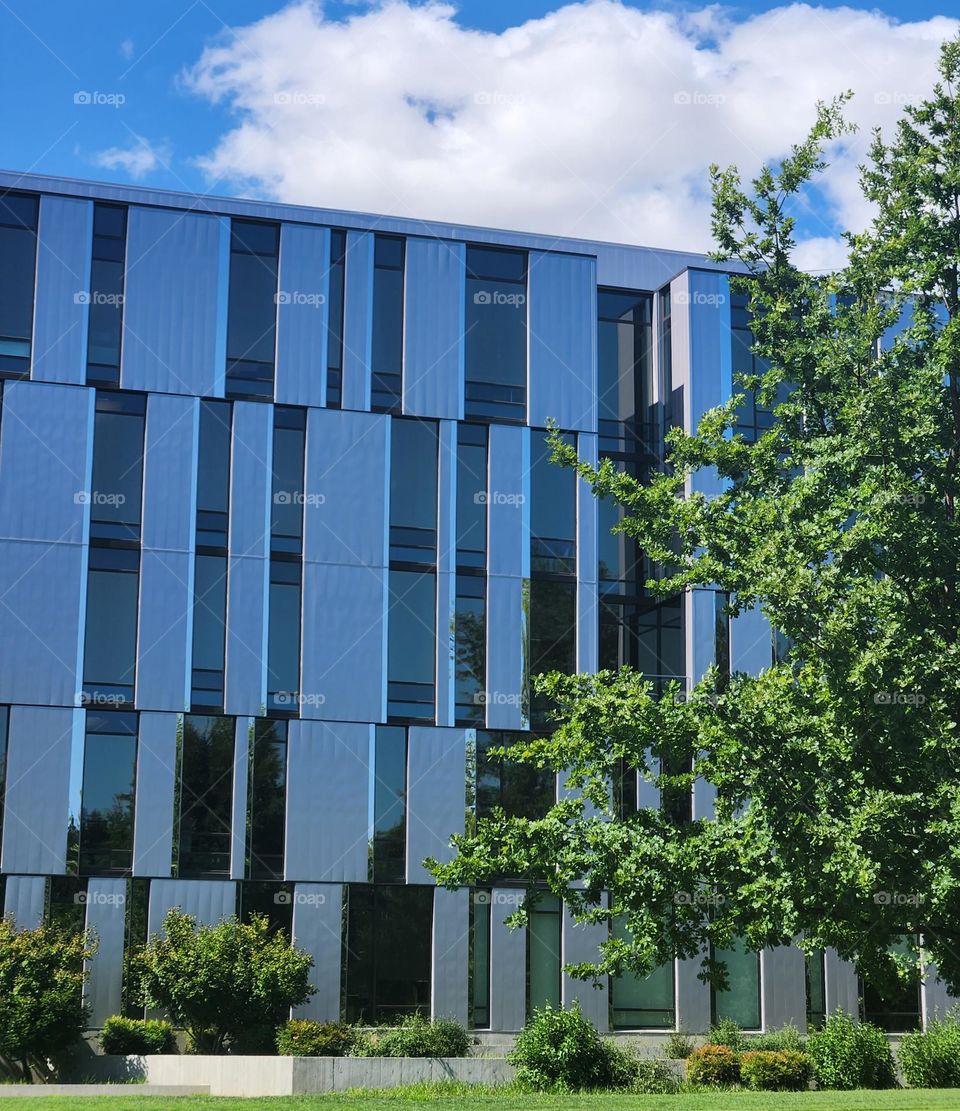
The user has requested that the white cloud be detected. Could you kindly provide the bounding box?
[183,0,958,259]
[94,135,172,181]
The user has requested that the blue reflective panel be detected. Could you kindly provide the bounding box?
[371,236,404,412]
[247,718,287,881]
[91,402,145,537]
[531,431,576,574]
[83,552,139,703]
[372,725,407,883]
[464,246,527,421]
[268,569,301,711]
[79,712,137,875]
[456,425,487,568]
[178,714,235,877]
[191,554,227,709]
[388,570,435,719]
[0,193,38,376]
[227,251,278,364]
[197,400,231,547]
[271,409,306,554]
[390,419,438,562]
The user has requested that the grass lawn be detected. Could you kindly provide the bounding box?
[9,1087,960,1110]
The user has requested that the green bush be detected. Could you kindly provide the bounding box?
[99,1017,176,1056]
[363,1014,470,1058]
[739,1049,813,1091]
[807,1011,896,1090]
[663,1029,697,1059]
[276,1019,356,1057]
[509,1002,638,1091]
[631,1058,681,1094]
[898,1013,960,1088]
[685,1044,741,1087]
[748,1023,808,1052]
[706,1017,748,1052]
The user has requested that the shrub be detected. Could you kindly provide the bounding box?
[99,1017,176,1056]
[276,1019,356,1057]
[740,1049,813,1091]
[807,1011,896,1090]
[632,1058,681,1094]
[707,1017,748,1052]
[0,918,95,1082]
[748,1023,808,1052]
[685,1044,741,1087]
[509,1002,637,1091]
[364,1014,470,1058]
[663,1028,697,1059]
[898,1012,960,1088]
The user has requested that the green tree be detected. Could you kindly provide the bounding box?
[0,917,95,1081]
[134,909,314,1053]
[433,38,960,999]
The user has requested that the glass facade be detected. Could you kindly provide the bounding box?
[371,235,405,412]
[79,711,137,875]
[465,245,527,422]
[371,725,407,883]
[711,939,761,1029]
[528,893,562,1014]
[226,219,280,400]
[177,714,235,877]
[86,204,127,386]
[326,229,346,408]
[246,719,287,881]
[0,191,38,378]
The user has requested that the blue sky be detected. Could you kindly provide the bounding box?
[1,0,956,259]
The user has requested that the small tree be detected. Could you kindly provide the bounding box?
[0,917,95,1082]
[135,909,314,1054]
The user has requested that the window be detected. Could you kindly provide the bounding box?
[0,707,7,861]
[271,407,306,556]
[196,400,231,549]
[238,879,294,936]
[610,915,674,1028]
[475,731,555,821]
[344,884,433,1023]
[455,424,488,725]
[529,578,576,726]
[387,570,435,721]
[465,246,527,422]
[177,715,235,877]
[710,939,761,1029]
[267,560,302,714]
[371,725,407,883]
[714,590,731,680]
[226,219,279,400]
[325,229,346,408]
[89,391,145,544]
[371,235,405,412]
[730,290,787,441]
[806,949,826,1029]
[389,418,438,563]
[246,719,287,881]
[79,711,137,875]
[471,892,491,1028]
[861,938,923,1032]
[0,191,38,378]
[531,431,576,576]
[455,574,486,724]
[598,595,684,682]
[82,546,139,706]
[528,893,562,1014]
[86,204,127,386]
[121,878,149,1017]
[456,424,488,568]
[597,290,655,457]
[598,467,642,594]
[48,877,87,933]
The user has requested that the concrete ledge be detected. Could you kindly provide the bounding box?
[0,1086,207,1098]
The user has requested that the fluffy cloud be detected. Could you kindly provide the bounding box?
[94,135,171,180]
[184,1,958,257]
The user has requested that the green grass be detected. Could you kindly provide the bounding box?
[8,1085,960,1110]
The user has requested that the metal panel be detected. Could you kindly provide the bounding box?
[147,879,237,937]
[142,393,198,553]
[0,380,93,544]
[406,726,466,884]
[432,887,469,1024]
[83,878,127,1027]
[731,607,772,676]
[225,402,272,717]
[403,238,465,419]
[922,962,960,1026]
[486,424,529,579]
[230,718,251,880]
[484,575,527,731]
[303,408,389,568]
[292,883,343,1021]
[562,903,609,1028]
[3,875,46,929]
[136,550,192,712]
[577,432,598,675]
[121,206,228,396]
[300,562,387,724]
[341,230,374,412]
[436,421,457,726]
[824,948,860,1017]
[285,721,370,882]
[31,195,92,384]
[528,251,597,432]
[489,889,527,1032]
[1,706,77,874]
[132,712,179,877]
[760,945,806,1030]
[675,955,712,1033]
[276,223,330,408]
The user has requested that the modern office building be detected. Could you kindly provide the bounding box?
[0,170,952,1035]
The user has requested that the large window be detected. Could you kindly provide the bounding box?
[79,711,137,875]
[597,289,654,457]
[371,235,405,413]
[85,204,127,386]
[806,949,826,1029]
[325,229,346,409]
[528,894,562,1015]
[246,719,287,881]
[226,219,279,400]
[861,938,923,1032]
[177,715,234,877]
[371,725,407,883]
[464,245,527,422]
[471,892,491,1028]
[475,731,555,821]
[196,400,231,549]
[455,424,488,724]
[89,391,145,544]
[344,884,433,1023]
[387,571,436,721]
[83,546,139,706]
[610,915,674,1028]
[730,290,788,441]
[389,419,438,562]
[0,707,7,862]
[711,939,761,1029]
[0,191,38,378]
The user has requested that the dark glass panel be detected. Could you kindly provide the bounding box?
[610,915,675,1028]
[464,246,527,421]
[191,554,227,710]
[528,894,561,1014]
[456,424,487,568]
[471,894,491,1028]
[90,393,145,541]
[226,220,279,399]
[530,431,576,574]
[267,564,302,713]
[326,229,346,408]
[387,570,435,720]
[0,192,38,376]
[271,407,306,555]
[475,731,555,821]
[196,400,231,548]
[389,419,438,562]
[455,575,485,725]
[372,725,407,883]
[178,714,235,877]
[79,711,137,875]
[238,879,294,936]
[82,548,139,705]
[711,940,761,1029]
[247,719,287,881]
